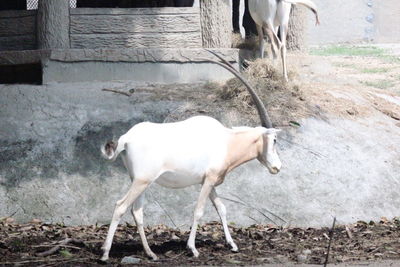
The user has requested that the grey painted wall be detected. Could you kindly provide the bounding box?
[1,81,399,227]
[307,0,400,44]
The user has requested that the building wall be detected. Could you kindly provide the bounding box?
[307,0,400,45]
[69,7,202,49]
[373,0,400,43]
[0,10,37,50]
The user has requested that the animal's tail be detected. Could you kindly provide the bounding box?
[101,139,124,162]
[282,0,320,25]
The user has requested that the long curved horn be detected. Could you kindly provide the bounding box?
[205,49,273,128]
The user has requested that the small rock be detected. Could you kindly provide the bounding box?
[297,254,307,263]
[2,217,15,224]
[302,249,312,255]
[156,229,163,236]
[30,218,42,224]
[121,256,141,264]
[275,255,289,263]
[171,233,180,240]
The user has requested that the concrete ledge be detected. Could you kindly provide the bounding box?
[0,48,240,84]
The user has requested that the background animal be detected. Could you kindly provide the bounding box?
[249,0,320,81]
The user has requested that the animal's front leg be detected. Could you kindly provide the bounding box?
[209,188,238,252]
[187,179,214,257]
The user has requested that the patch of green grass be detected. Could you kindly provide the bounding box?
[311,45,386,57]
[59,249,73,258]
[360,67,389,74]
[361,79,395,89]
[379,54,400,64]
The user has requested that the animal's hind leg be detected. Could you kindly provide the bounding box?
[101,178,150,262]
[210,188,238,252]
[131,193,158,260]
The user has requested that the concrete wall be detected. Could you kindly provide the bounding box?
[307,0,400,45]
[1,81,400,228]
[0,48,239,84]
[373,0,400,43]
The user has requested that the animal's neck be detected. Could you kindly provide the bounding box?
[225,129,262,172]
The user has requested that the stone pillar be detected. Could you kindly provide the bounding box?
[37,0,70,49]
[200,0,231,48]
[287,6,308,51]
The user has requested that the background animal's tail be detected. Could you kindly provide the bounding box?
[101,140,124,162]
[282,0,320,25]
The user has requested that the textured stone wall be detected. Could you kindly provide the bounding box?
[0,10,37,51]
[70,7,202,49]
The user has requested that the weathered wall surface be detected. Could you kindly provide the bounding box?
[306,0,374,44]
[1,81,399,228]
[70,7,202,49]
[307,0,400,44]
[0,10,37,51]
[373,0,400,43]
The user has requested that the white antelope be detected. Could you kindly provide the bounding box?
[99,54,282,261]
[249,0,320,81]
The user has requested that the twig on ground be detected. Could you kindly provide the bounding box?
[36,238,84,257]
[0,258,92,266]
[223,195,273,223]
[149,190,177,228]
[102,88,133,97]
[345,225,353,239]
[230,193,287,224]
[324,217,336,267]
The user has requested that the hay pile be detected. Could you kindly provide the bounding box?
[216,58,310,127]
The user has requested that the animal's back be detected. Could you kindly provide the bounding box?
[120,116,230,184]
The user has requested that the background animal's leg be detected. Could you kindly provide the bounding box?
[209,188,238,252]
[101,179,150,261]
[272,25,280,60]
[187,180,214,257]
[264,21,281,61]
[256,25,265,58]
[131,193,158,260]
[279,23,289,82]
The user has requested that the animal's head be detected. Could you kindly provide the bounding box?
[257,128,282,174]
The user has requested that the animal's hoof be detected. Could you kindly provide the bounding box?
[99,255,109,262]
[149,253,158,261]
[190,248,199,257]
[231,245,239,252]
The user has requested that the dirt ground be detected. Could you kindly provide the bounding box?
[1,45,400,266]
[2,217,400,266]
